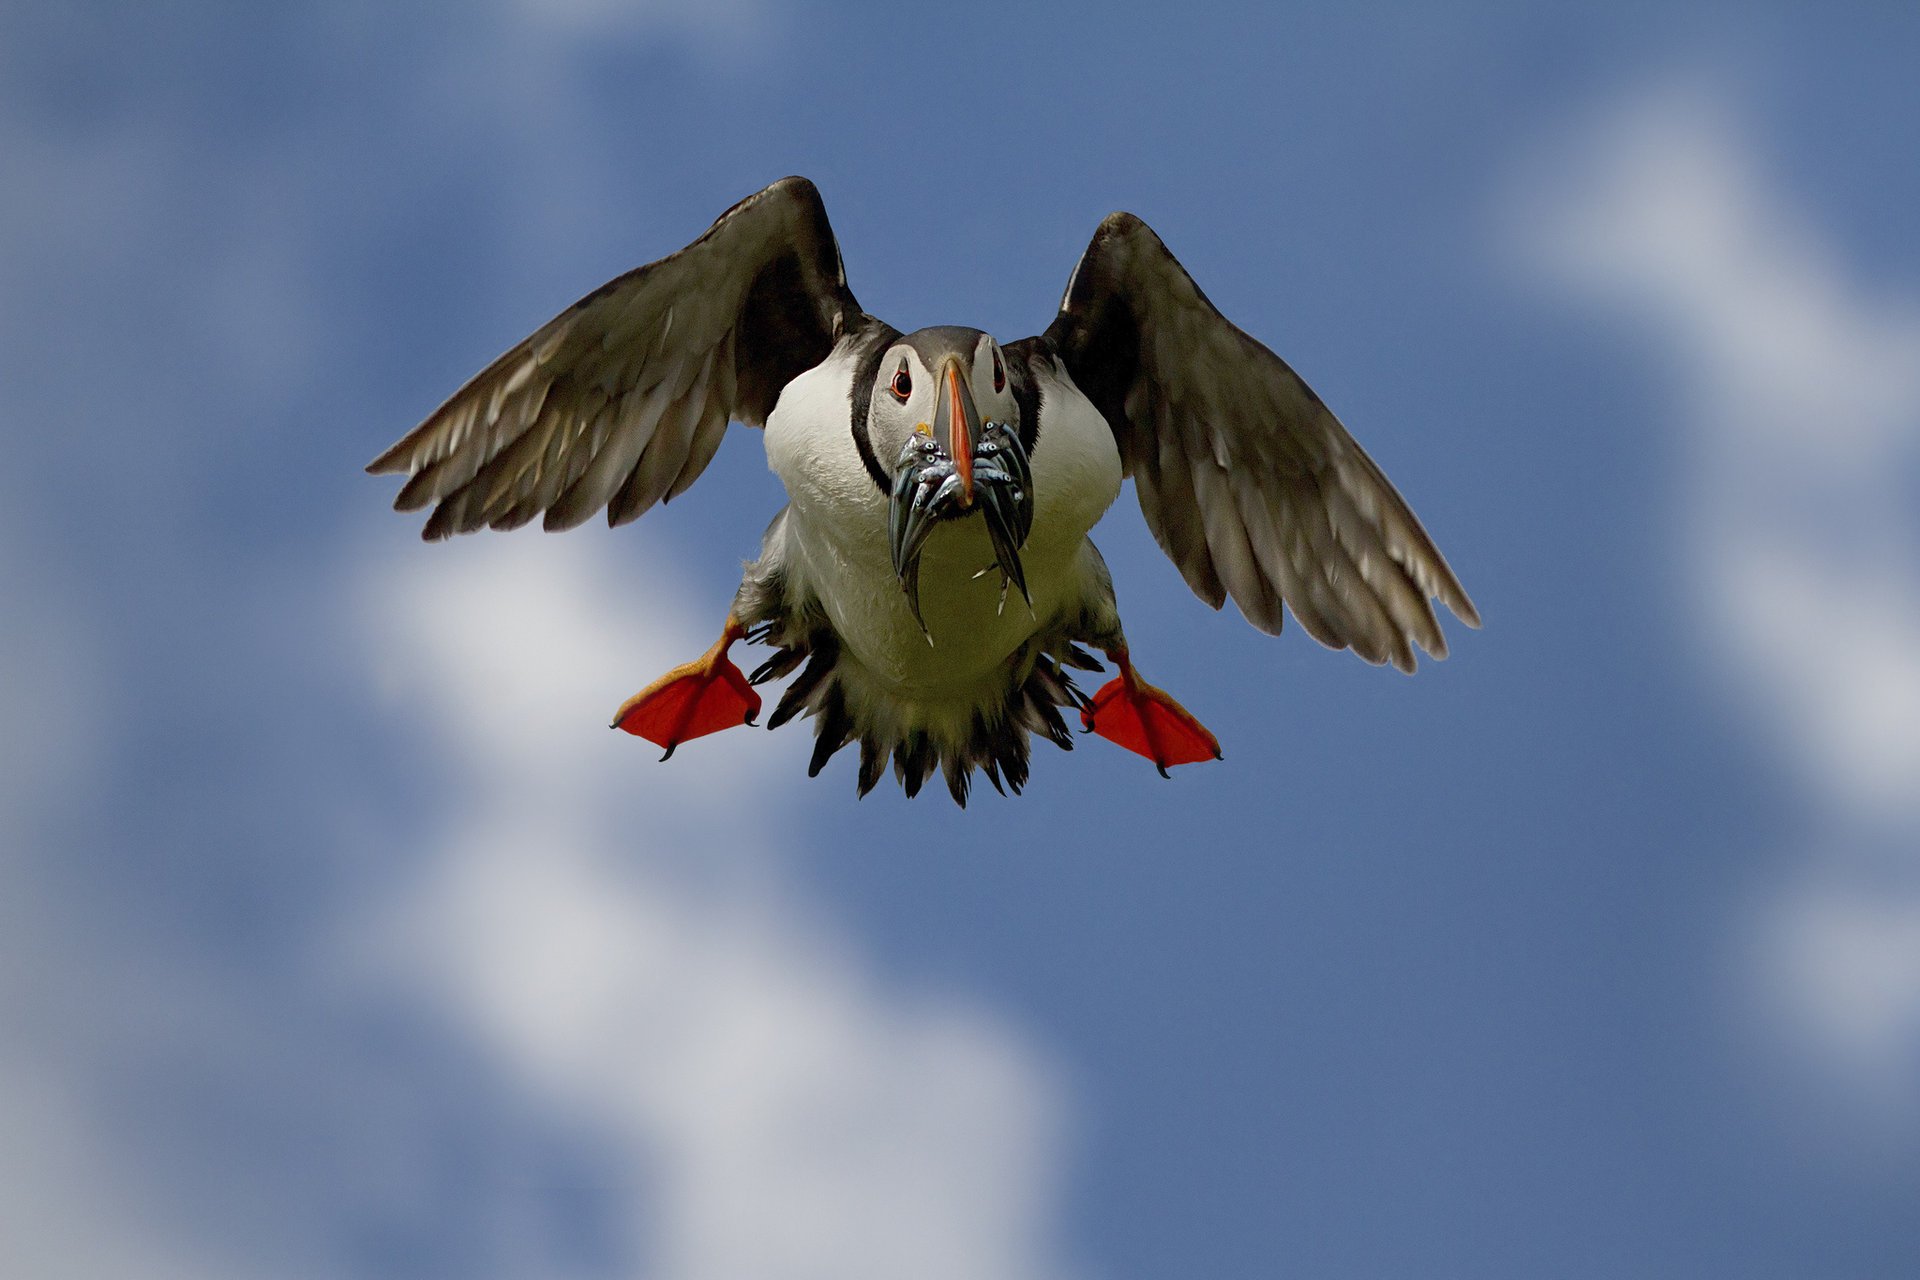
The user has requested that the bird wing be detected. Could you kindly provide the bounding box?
[1039,212,1479,671]
[368,176,868,540]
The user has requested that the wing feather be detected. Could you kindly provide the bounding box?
[1194,457,1280,634]
[666,394,731,506]
[370,177,871,539]
[1041,212,1479,669]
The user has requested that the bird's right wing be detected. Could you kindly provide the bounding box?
[368,177,869,539]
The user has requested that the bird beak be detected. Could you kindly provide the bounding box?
[931,358,978,508]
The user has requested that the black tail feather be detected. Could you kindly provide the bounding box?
[857,735,887,797]
[1060,643,1103,673]
[765,636,1089,805]
[807,684,854,777]
[896,731,936,798]
[770,638,837,729]
[749,645,807,686]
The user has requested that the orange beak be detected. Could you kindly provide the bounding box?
[932,358,977,508]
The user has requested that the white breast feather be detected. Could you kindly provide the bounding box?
[764,344,1122,747]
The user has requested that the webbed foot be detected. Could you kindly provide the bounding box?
[611,618,761,760]
[1081,647,1222,777]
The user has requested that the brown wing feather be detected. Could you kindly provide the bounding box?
[1040,212,1479,671]
[369,177,870,539]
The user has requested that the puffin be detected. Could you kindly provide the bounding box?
[369,178,1479,804]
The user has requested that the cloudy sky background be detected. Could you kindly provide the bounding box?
[4,3,1918,1276]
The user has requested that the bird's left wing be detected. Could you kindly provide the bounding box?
[369,177,867,539]
[1039,212,1479,672]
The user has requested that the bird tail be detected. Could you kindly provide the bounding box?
[748,632,1102,806]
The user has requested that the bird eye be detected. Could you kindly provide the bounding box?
[890,366,912,402]
[992,350,1005,393]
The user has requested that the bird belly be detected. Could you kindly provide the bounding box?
[807,511,1076,684]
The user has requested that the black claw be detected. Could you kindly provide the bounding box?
[812,687,855,775]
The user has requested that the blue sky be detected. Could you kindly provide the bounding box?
[4,3,1919,1277]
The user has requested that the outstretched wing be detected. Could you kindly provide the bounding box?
[1041,213,1479,672]
[369,177,868,540]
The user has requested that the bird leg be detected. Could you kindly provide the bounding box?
[1080,647,1222,777]
[610,616,762,760]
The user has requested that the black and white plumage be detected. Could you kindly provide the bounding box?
[370,177,1479,803]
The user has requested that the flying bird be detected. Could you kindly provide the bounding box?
[369,178,1479,804]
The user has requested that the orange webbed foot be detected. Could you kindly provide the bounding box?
[611,620,762,760]
[1080,648,1222,777]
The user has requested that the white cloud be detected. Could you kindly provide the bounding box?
[351,531,1075,1280]
[0,1062,234,1280]
[1516,85,1920,1128]
[1,522,1079,1280]
[0,923,265,1280]
[0,529,246,1280]
[1756,869,1920,1108]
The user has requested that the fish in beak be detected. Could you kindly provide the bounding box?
[888,384,1035,638]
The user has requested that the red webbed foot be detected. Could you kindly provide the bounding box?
[1080,648,1222,777]
[611,619,762,760]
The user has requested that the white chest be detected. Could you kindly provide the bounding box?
[763,345,1122,694]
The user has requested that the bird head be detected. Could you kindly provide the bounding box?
[868,327,1016,507]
